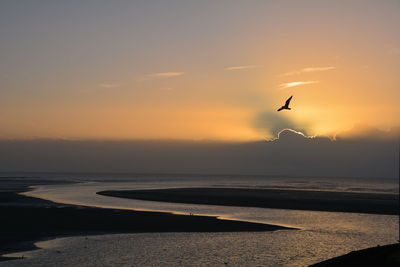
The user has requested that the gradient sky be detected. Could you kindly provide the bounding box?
[1,0,399,141]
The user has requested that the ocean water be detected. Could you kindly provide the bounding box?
[1,173,398,266]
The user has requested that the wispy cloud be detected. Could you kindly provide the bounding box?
[301,66,336,73]
[224,65,261,71]
[99,83,120,88]
[282,66,336,76]
[147,72,184,78]
[387,46,400,55]
[160,87,173,91]
[279,81,319,89]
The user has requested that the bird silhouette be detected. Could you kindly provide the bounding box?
[277,96,293,111]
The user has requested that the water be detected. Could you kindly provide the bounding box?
[2,229,395,267]
[1,173,398,266]
[1,172,398,194]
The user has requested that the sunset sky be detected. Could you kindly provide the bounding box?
[1,0,399,141]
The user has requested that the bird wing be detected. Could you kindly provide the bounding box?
[285,96,293,107]
[277,107,283,111]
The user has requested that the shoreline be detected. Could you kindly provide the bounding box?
[97,187,399,215]
[0,185,294,262]
[2,178,397,264]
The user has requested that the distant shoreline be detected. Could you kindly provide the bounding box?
[98,187,399,215]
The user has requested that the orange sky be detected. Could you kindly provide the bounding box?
[1,1,399,140]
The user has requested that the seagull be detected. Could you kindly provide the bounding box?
[277,96,293,111]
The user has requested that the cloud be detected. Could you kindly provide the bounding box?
[386,45,400,56]
[99,83,120,88]
[160,87,173,91]
[277,128,308,140]
[147,72,184,79]
[1,136,397,178]
[282,66,336,76]
[336,124,400,140]
[279,81,319,89]
[224,65,261,71]
[252,111,308,138]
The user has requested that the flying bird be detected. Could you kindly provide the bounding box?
[277,96,293,111]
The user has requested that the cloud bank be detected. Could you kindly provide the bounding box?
[0,132,397,178]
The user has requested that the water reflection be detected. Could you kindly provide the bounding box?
[12,177,398,267]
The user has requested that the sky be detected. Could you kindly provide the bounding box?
[1,0,399,141]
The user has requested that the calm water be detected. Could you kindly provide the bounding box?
[1,173,398,266]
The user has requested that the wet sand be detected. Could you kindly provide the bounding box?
[0,181,292,262]
[97,187,399,215]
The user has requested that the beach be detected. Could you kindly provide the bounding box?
[0,179,292,262]
[97,187,399,215]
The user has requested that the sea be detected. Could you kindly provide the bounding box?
[1,172,398,267]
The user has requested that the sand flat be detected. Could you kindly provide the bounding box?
[98,187,399,215]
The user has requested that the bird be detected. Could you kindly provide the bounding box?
[277,95,293,111]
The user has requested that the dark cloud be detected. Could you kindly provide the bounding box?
[0,132,397,178]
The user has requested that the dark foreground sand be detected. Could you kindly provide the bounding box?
[97,187,399,215]
[310,243,400,267]
[0,181,292,262]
